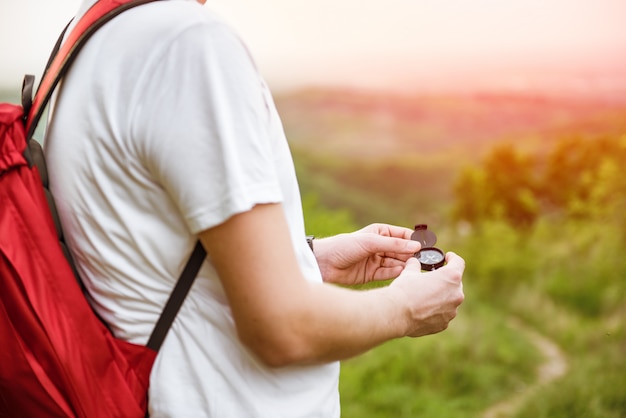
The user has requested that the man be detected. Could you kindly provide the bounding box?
[45,0,465,416]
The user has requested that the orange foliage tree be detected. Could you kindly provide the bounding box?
[453,134,626,229]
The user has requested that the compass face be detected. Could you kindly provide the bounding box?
[416,247,445,270]
[419,249,444,263]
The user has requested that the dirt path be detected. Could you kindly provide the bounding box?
[481,317,569,418]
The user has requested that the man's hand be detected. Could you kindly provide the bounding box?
[313,223,421,285]
[389,252,465,338]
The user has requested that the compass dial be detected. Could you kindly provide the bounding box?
[416,247,445,271]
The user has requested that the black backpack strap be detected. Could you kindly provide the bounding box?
[21,21,70,167]
[21,75,35,120]
[39,20,73,92]
[21,75,37,167]
[146,241,207,352]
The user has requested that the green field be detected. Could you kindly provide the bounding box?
[284,88,626,417]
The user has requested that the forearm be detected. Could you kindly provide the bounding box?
[242,280,408,367]
[235,255,464,368]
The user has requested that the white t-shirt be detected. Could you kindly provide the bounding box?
[45,1,340,416]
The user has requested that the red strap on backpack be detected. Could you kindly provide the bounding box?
[26,0,159,139]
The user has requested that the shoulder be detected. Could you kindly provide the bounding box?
[89,0,257,96]
[105,1,253,75]
[117,1,238,42]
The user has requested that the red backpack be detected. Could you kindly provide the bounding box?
[0,1,205,416]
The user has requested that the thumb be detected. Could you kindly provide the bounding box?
[404,256,422,270]
[444,252,466,273]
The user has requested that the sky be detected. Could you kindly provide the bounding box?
[2,0,626,96]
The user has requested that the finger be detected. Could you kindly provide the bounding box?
[382,224,415,240]
[372,266,405,281]
[444,252,464,267]
[364,235,420,255]
[404,256,422,269]
[443,252,466,274]
[378,256,408,269]
[373,255,422,280]
[362,223,414,240]
[392,252,416,262]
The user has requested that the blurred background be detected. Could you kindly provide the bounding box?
[2,1,625,417]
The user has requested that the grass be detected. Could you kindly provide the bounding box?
[299,150,625,417]
[339,294,542,418]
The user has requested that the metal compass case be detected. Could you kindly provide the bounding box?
[411,224,445,271]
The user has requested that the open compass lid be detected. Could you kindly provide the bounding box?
[410,224,437,247]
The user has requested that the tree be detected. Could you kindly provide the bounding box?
[541,135,626,222]
[453,144,539,227]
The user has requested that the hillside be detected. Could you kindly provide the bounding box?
[275,88,626,225]
[275,88,626,162]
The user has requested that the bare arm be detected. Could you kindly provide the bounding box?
[198,203,465,367]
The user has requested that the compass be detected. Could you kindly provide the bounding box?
[410,224,445,271]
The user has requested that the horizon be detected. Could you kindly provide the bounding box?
[2,0,626,99]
